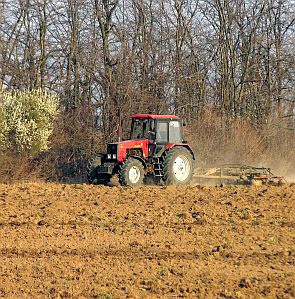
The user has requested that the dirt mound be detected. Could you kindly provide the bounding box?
[0,183,294,298]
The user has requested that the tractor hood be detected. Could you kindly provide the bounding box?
[108,139,149,162]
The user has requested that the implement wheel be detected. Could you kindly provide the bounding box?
[119,158,144,187]
[163,147,193,185]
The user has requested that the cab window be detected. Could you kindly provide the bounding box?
[156,122,168,142]
[169,121,182,143]
[131,119,154,140]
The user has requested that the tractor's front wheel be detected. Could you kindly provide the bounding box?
[163,147,193,185]
[119,158,144,187]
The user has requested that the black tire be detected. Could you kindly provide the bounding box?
[87,156,110,185]
[162,147,193,185]
[119,158,144,187]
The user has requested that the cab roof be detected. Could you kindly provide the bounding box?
[131,114,179,120]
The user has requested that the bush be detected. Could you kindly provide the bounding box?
[0,105,8,151]
[0,89,59,155]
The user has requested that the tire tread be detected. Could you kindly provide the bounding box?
[119,158,144,186]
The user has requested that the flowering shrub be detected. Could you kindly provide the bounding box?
[0,106,8,151]
[0,89,59,154]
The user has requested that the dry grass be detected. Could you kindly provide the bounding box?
[0,112,104,183]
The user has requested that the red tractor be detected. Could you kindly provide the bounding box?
[87,114,195,186]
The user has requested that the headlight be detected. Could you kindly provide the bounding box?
[107,154,112,159]
[112,154,117,159]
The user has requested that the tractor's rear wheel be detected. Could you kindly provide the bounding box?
[87,156,110,185]
[163,147,193,185]
[119,158,144,187]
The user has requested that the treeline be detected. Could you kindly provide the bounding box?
[0,0,294,181]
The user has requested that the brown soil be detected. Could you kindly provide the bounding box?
[0,183,294,299]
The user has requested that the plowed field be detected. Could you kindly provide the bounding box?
[0,183,294,298]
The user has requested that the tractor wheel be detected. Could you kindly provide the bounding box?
[87,156,110,185]
[119,158,144,187]
[163,147,193,185]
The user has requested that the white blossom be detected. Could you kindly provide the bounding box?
[0,89,59,154]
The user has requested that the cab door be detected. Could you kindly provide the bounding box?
[168,121,182,143]
[149,121,169,157]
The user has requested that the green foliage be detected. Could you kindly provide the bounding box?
[0,89,59,154]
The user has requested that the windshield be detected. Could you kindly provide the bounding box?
[131,119,154,140]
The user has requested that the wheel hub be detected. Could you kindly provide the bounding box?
[129,166,141,184]
[173,155,191,181]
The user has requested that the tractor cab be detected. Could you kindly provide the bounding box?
[87,114,195,187]
[130,114,183,144]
